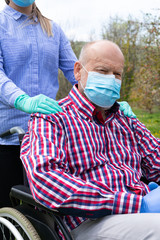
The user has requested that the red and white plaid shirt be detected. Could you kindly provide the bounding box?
[21,85,160,232]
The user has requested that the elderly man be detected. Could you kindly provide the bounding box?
[21,40,160,240]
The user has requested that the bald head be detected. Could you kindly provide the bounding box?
[79,40,124,67]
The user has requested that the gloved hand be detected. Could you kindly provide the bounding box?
[140,182,160,213]
[14,94,63,114]
[148,182,159,191]
[118,101,136,118]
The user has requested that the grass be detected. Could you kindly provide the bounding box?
[133,108,160,138]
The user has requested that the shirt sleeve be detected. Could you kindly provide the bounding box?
[20,113,142,218]
[132,118,160,182]
[0,43,25,106]
[58,26,77,86]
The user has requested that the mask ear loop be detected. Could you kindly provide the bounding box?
[79,63,89,90]
[79,80,85,90]
[80,63,88,73]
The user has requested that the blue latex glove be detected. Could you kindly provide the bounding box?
[148,182,159,191]
[140,182,160,213]
[14,94,63,114]
[118,101,136,118]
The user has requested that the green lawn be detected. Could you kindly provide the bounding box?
[133,108,160,138]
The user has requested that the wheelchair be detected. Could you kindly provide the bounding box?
[0,127,73,240]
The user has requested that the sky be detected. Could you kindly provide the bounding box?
[0,0,160,41]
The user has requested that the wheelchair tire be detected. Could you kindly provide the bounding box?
[0,207,41,240]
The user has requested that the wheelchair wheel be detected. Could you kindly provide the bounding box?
[0,216,24,240]
[0,207,41,240]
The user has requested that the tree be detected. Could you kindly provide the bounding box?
[102,13,160,111]
[131,11,160,112]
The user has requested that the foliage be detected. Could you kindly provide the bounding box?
[131,66,160,113]
[133,108,160,138]
[56,41,85,100]
[56,70,73,100]
[131,12,160,112]
[101,12,160,112]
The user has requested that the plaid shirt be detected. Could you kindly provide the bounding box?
[21,85,160,232]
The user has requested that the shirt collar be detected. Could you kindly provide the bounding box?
[69,85,95,120]
[3,5,25,20]
[68,84,120,120]
[3,5,38,22]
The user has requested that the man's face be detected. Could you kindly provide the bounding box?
[75,41,124,98]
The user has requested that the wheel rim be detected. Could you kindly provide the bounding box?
[0,208,41,240]
[0,216,24,240]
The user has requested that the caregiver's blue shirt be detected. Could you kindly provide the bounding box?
[0,5,77,144]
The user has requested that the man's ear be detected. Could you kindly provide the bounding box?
[74,61,82,81]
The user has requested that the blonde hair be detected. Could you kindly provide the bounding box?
[5,0,53,37]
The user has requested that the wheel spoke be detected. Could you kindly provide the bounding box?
[0,208,40,240]
[0,216,23,240]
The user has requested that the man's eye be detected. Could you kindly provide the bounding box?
[114,73,121,77]
[99,70,108,73]
[114,72,120,76]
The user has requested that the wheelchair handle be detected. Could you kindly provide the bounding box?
[0,126,25,144]
[0,127,25,138]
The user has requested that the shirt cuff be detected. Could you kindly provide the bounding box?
[9,89,26,107]
[112,192,142,214]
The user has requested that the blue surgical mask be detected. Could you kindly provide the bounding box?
[12,0,35,7]
[80,67,121,109]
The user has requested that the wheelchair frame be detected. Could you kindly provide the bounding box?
[0,127,73,240]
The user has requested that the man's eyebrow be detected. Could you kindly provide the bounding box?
[94,66,123,73]
[94,66,110,70]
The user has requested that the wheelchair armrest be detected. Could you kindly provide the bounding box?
[10,185,73,240]
[10,185,59,213]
